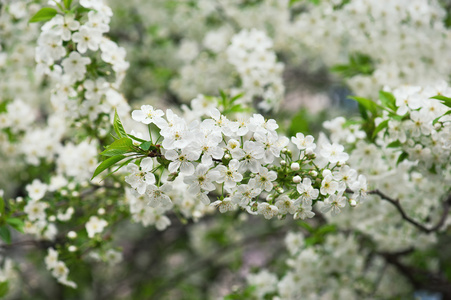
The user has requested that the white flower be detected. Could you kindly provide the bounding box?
[320,143,349,164]
[321,194,347,216]
[293,202,315,220]
[257,202,279,219]
[296,178,319,204]
[320,174,339,196]
[215,159,243,188]
[165,149,199,175]
[25,179,48,201]
[24,201,48,221]
[231,183,261,207]
[211,198,235,213]
[145,184,173,208]
[86,216,108,238]
[124,158,156,194]
[253,165,277,192]
[291,133,316,152]
[132,105,165,125]
[275,195,296,215]
[184,164,220,194]
[45,248,59,270]
[61,51,91,81]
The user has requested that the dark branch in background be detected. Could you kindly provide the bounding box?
[367,189,451,234]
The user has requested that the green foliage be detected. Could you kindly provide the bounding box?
[101,137,134,156]
[379,91,397,112]
[0,281,9,298]
[372,119,389,139]
[0,226,10,244]
[91,155,127,180]
[63,0,73,9]
[431,95,451,108]
[29,8,58,23]
[224,285,257,300]
[396,152,409,165]
[288,108,311,136]
[331,53,374,77]
[6,218,24,233]
[113,110,128,138]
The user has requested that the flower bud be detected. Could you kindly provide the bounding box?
[293,175,302,183]
[67,231,77,239]
[305,148,314,155]
[291,162,300,171]
[349,199,357,207]
[282,148,288,153]
[48,215,56,222]
[309,170,318,177]
[98,208,106,215]
[280,160,286,166]
[224,154,231,160]
[68,245,77,252]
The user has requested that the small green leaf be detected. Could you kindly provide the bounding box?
[92,155,127,180]
[128,133,147,143]
[349,96,380,117]
[387,140,402,148]
[372,119,389,139]
[0,197,4,216]
[396,152,409,165]
[432,110,451,125]
[63,0,73,9]
[101,137,133,156]
[431,95,451,108]
[379,91,397,112]
[0,281,9,298]
[29,8,58,23]
[113,110,127,138]
[0,226,11,244]
[140,141,152,151]
[6,218,24,233]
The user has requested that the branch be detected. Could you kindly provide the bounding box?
[367,189,451,234]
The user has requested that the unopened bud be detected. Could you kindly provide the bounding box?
[291,162,300,171]
[309,170,318,177]
[305,148,314,155]
[280,160,286,166]
[224,154,231,160]
[48,215,56,222]
[282,148,288,153]
[293,175,302,183]
[434,123,441,130]
[98,208,106,215]
[67,231,77,239]
[68,245,77,252]
[349,199,357,207]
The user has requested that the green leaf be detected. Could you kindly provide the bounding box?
[101,137,133,156]
[6,218,24,233]
[128,133,147,143]
[0,281,9,298]
[140,141,152,151]
[0,226,11,244]
[29,8,58,23]
[0,197,4,216]
[396,152,409,165]
[102,157,135,180]
[91,155,127,180]
[113,110,128,138]
[432,110,451,125]
[379,91,397,112]
[372,119,389,139]
[431,95,451,108]
[63,0,73,9]
[387,140,402,148]
[288,108,310,136]
[349,96,380,116]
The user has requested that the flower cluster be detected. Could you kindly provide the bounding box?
[227,29,285,111]
[114,97,367,225]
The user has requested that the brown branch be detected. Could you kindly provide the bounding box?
[367,189,451,234]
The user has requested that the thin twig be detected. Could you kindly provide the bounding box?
[367,189,451,234]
